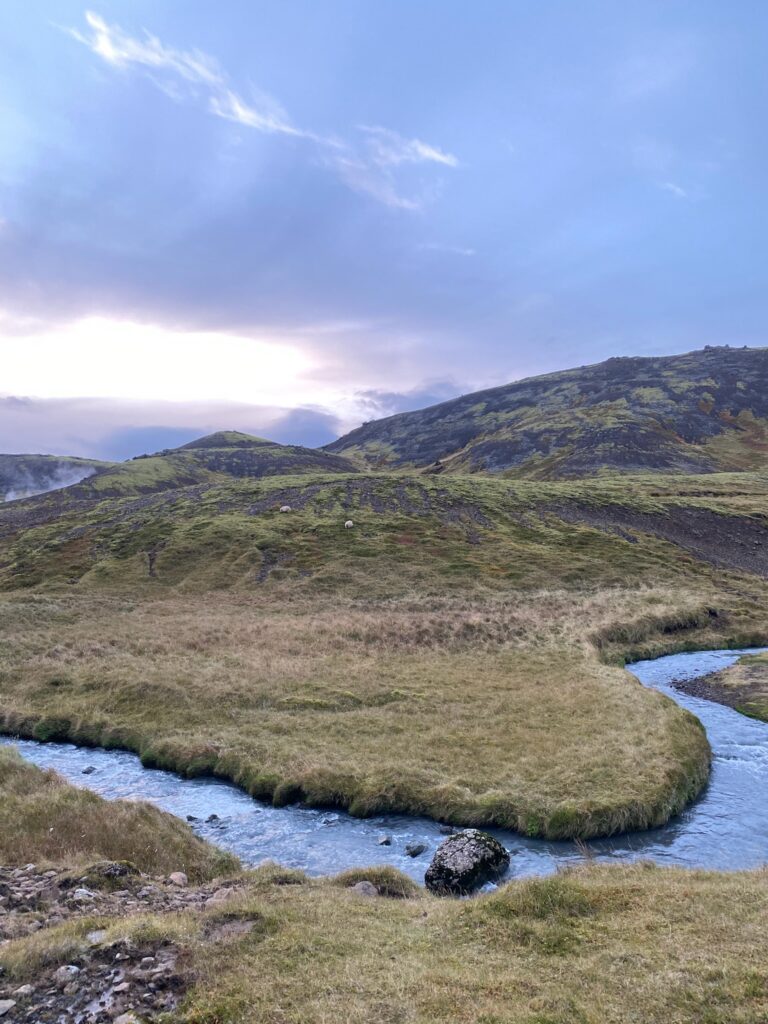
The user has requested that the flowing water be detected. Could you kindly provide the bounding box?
[3,648,767,883]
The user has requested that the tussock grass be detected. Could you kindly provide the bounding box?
[6,862,768,1022]
[332,866,421,898]
[0,746,238,879]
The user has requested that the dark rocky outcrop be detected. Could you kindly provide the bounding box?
[424,829,510,895]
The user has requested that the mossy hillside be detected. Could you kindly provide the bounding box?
[326,345,768,478]
[3,470,768,595]
[5,862,768,1023]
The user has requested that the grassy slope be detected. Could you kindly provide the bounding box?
[4,861,768,1023]
[1,471,768,837]
[0,746,237,879]
[325,346,768,478]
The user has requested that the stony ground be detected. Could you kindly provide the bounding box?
[0,862,248,1023]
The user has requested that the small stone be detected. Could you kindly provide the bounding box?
[114,1015,140,1024]
[140,956,156,966]
[438,824,456,835]
[82,765,97,775]
[53,964,80,988]
[351,881,378,897]
[185,815,198,822]
[87,929,107,945]
[0,1001,16,1017]
[377,835,392,846]
[405,842,427,858]
[168,872,188,887]
[72,887,96,900]
[13,985,33,997]
[205,814,219,823]
[112,981,131,993]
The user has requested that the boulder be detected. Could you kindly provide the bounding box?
[424,829,510,895]
[168,872,188,887]
[405,842,427,858]
[0,1002,16,1018]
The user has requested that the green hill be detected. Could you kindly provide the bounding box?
[325,346,768,478]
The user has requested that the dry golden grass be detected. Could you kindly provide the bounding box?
[5,861,768,1023]
[0,746,237,879]
[0,585,726,837]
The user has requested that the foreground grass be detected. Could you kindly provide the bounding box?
[0,746,237,879]
[0,587,721,839]
[4,861,768,1023]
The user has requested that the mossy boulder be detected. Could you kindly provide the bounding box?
[425,829,510,895]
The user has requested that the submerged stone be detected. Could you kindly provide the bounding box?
[425,829,510,895]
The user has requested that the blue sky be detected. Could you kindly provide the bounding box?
[0,1,766,458]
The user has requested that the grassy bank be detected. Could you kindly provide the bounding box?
[672,651,768,722]
[0,746,237,879]
[0,588,717,839]
[4,860,768,1022]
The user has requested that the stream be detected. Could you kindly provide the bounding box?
[3,648,767,884]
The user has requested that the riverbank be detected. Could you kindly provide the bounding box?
[671,651,768,722]
[0,588,718,840]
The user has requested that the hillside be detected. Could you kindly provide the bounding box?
[0,454,112,501]
[325,346,768,478]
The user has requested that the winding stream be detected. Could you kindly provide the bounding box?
[3,648,768,883]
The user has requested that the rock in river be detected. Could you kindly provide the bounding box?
[424,829,510,895]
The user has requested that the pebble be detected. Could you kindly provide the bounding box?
[377,835,392,846]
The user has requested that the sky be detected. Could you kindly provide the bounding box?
[1,1,767,459]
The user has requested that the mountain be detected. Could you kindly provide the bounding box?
[325,346,768,478]
[60,431,358,498]
[0,454,112,501]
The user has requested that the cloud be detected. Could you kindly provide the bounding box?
[354,380,462,419]
[659,181,689,199]
[66,12,456,210]
[417,242,476,257]
[358,126,458,168]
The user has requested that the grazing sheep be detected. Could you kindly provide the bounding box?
[279,505,292,513]
[344,519,354,529]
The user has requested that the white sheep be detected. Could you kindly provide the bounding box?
[344,519,354,529]
[279,505,292,513]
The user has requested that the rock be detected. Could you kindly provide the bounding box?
[186,815,198,822]
[13,985,33,997]
[206,814,219,823]
[279,505,292,513]
[344,519,354,529]
[168,872,188,887]
[72,887,96,900]
[438,824,456,835]
[377,835,392,846]
[0,1001,15,1017]
[81,765,96,775]
[425,829,510,895]
[351,881,378,897]
[114,1015,141,1024]
[405,842,427,858]
[53,964,80,988]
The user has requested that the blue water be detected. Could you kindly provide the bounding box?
[3,649,767,882]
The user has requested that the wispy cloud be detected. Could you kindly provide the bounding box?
[66,11,457,210]
[358,126,458,169]
[417,242,476,257]
[659,181,689,199]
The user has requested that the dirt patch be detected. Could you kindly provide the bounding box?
[551,503,768,577]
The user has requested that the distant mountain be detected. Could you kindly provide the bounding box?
[54,431,358,498]
[0,455,112,501]
[325,347,768,478]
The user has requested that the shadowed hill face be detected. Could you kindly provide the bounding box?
[325,347,768,478]
[0,455,112,502]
